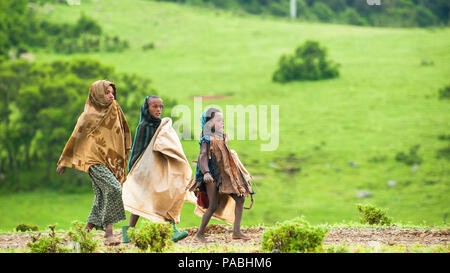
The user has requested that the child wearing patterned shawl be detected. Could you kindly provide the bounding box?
[57,80,131,246]
[190,108,255,243]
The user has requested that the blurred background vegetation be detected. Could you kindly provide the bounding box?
[155,0,448,27]
[0,0,449,230]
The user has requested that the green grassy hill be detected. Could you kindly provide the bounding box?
[1,0,449,231]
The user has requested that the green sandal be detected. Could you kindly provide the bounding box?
[122,225,131,243]
[170,221,188,242]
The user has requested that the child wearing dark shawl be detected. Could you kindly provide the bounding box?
[57,80,131,246]
[193,108,255,243]
[121,95,188,243]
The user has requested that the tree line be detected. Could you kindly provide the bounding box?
[0,1,177,193]
[0,58,176,193]
[155,0,448,27]
[0,0,129,60]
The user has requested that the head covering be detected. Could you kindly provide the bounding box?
[57,80,132,184]
[200,109,208,131]
[127,96,162,171]
[200,108,222,139]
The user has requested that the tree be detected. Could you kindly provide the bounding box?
[273,40,340,83]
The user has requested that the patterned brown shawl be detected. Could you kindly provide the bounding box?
[57,80,132,184]
[209,135,254,197]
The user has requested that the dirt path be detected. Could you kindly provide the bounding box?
[1,224,448,251]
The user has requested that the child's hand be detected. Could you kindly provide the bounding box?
[56,166,66,176]
[203,172,214,184]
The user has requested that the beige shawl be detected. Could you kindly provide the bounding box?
[122,118,193,224]
[57,80,132,184]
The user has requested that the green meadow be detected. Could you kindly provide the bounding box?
[1,0,449,231]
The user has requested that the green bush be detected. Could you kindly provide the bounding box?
[15,223,39,232]
[324,243,350,253]
[438,85,450,100]
[142,42,156,51]
[128,222,173,252]
[311,2,334,22]
[436,144,450,160]
[395,144,422,166]
[340,7,367,26]
[26,225,69,253]
[273,40,340,83]
[66,221,99,253]
[0,57,177,193]
[357,203,392,226]
[414,5,438,27]
[261,216,329,253]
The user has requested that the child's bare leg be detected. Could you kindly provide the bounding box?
[195,182,218,243]
[129,213,140,227]
[230,194,250,240]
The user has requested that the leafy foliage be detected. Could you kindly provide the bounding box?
[395,144,422,166]
[261,216,329,253]
[154,0,448,27]
[15,223,39,232]
[66,221,99,253]
[26,224,69,253]
[273,40,339,83]
[128,221,173,252]
[0,2,129,59]
[438,85,450,100]
[0,58,176,192]
[357,203,392,226]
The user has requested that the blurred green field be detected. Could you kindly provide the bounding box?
[1,0,449,231]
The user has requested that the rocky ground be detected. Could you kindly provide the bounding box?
[1,224,448,251]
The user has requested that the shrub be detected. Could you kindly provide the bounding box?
[311,2,334,22]
[340,7,367,26]
[414,5,438,27]
[26,225,69,253]
[395,144,422,166]
[128,221,173,252]
[436,144,450,160]
[261,216,329,253]
[324,243,350,253]
[142,42,156,51]
[66,221,99,253]
[15,223,39,232]
[273,40,340,83]
[357,203,392,226]
[438,85,450,100]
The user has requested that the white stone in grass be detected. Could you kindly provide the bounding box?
[356,190,372,199]
[387,180,397,187]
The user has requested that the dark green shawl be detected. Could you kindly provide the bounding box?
[128,96,161,172]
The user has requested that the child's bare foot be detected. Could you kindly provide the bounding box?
[104,224,120,246]
[105,235,121,246]
[232,232,250,240]
[194,233,208,243]
[104,232,120,246]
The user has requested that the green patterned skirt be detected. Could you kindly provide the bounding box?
[87,164,126,231]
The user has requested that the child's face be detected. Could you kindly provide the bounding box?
[211,112,224,134]
[148,98,163,119]
[104,85,115,104]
